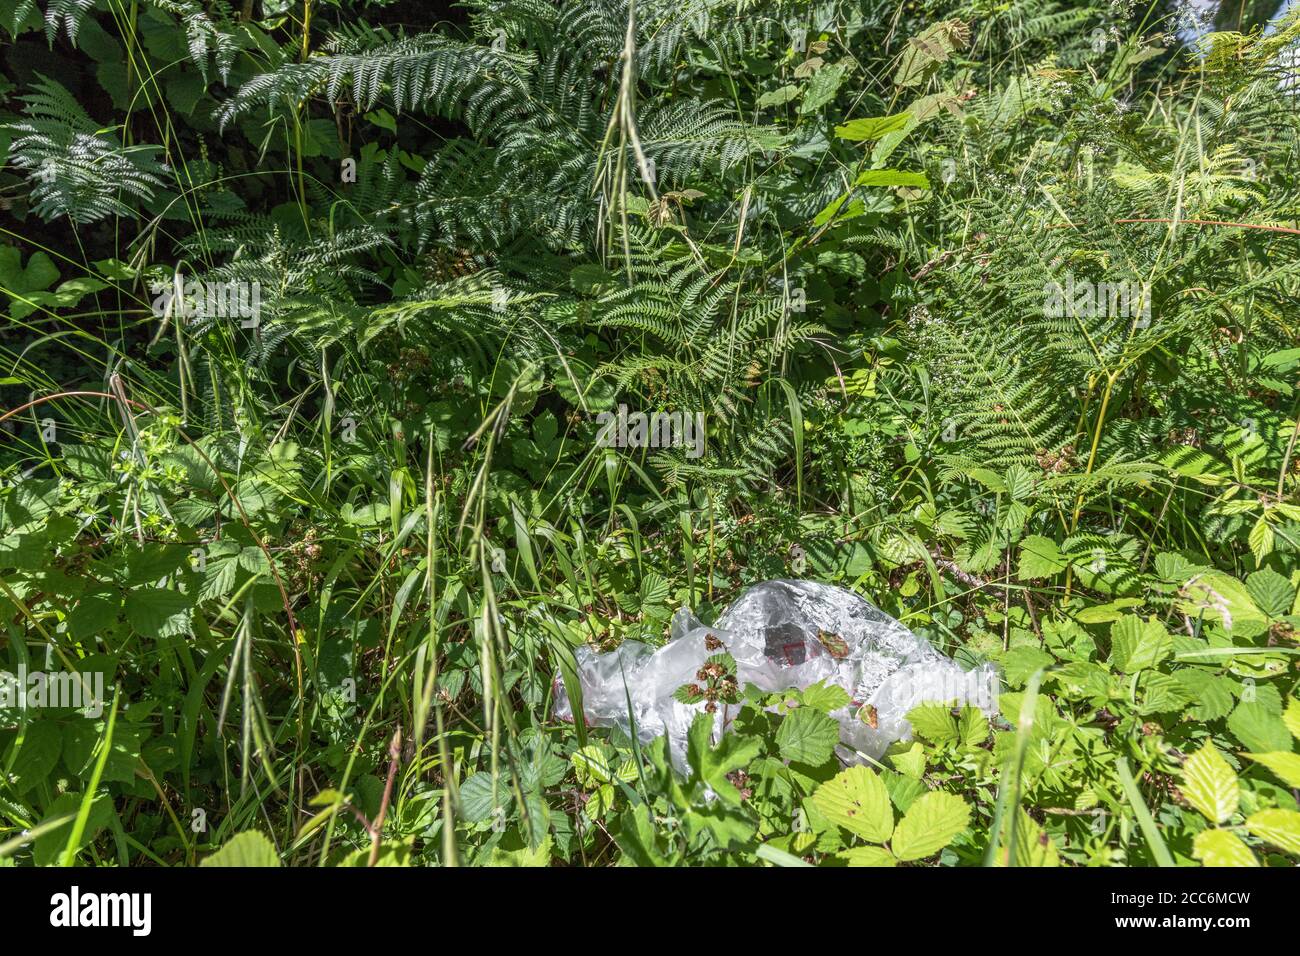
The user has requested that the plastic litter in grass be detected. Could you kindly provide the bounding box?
[555,579,1000,770]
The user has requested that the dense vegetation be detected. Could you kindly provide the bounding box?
[1,0,1298,868]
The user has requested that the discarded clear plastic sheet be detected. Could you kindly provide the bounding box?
[554,579,1000,770]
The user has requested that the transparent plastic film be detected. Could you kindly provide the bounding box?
[554,579,1000,770]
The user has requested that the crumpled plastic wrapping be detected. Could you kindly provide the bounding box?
[554,579,999,770]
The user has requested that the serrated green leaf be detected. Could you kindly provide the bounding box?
[800,61,849,114]
[1174,670,1236,721]
[833,112,909,141]
[775,706,839,765]
[1246,569,1295,619]
[905,702,957,745]
[1110,615,1170,672]
[800,680,851,713]
[1176,571,1266,630]
[838,845,896,866]
[853,168,929,188]
[880,768,927,814]
[756,84,800,108]
[996,808,1059,867]
[1244,808,1300,855]
[890,791,970,861]
[615,804,671,867]
[686,712,761,805]
[1180,743,1238,823]
[572,745,613,787]
[1244,750,1300,788]
[201,830,281,867]
[1248,516,1274,563]
[10,721,62,793]
[1283,697,1300,742]
[811,766,893,843]
[1073,598,1144,624]
[1192,828,1258,866]
[124,587,192,638]
[1001,645,1053,687]
[1017,535,1067,580]
[890,740,928,778]
[673,683,705,705]
[488,835,552,867]
[31,791,112,867]
[958,707,989,749]
[1229,702,1292,753]
[459,771,511,823]
[684,800,756,847]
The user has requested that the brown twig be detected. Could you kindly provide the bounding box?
[368,727,403,867]
[1024,588,1043,642]
[927,545,994,591]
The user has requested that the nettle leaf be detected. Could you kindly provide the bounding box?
[800,680,850,713]
[812,766,893,843]
[1109,615,1170,672]
[1175,670,1236,721]
[1244,808,1300,855]
[459,771,512,823]
[1000,646,1053,687]
[1245,568,1295,619]
[1229,702,1292,753]
[799,61,850,114]
[10,720,62,793]
[32,790,113,867]
[890,791,970,861]
[1192,829,1258,867]
[1017,535,1067,580]
[1180,743,1238,824]
[775,706,839,765]
[1244,751,1300,789]
[201,830,281,867]
[124,587,193,638]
